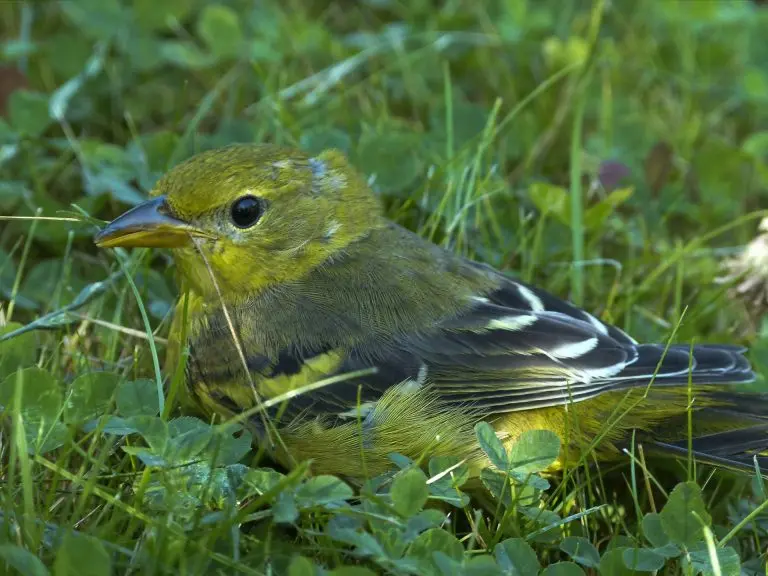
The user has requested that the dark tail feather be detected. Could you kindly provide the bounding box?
[649,432,768,478]
[644,395,768,478]
[609,342,762,476]
[612,343,755,389]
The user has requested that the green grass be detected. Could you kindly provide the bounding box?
[1,0,768,574]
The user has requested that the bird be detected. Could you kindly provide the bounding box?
[94,143,763,481]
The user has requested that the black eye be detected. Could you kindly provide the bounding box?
[230,196,263,228]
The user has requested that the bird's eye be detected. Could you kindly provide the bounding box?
[230,196,263,228]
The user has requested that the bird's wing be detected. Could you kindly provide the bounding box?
[265,272,753,421]
[405,275,752,413]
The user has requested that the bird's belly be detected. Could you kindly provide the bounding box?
[185,373,716,481]
[273,406,568,480]
[275,389,687,480]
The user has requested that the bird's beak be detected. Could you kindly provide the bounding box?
[94,195,206,248]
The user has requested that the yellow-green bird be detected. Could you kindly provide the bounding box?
[95,143,762,480]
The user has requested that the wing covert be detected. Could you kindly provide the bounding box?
[206,273,753,423]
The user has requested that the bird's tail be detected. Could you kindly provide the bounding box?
[646,396,768,476]
[593,342,766,475]
[648,425,768,476]
[608,343,754,389]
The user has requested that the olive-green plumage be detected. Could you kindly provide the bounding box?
[96,143,764,481]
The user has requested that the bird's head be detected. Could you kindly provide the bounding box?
[95,144,383,299]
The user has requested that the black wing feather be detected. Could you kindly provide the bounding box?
[267,273,753,419]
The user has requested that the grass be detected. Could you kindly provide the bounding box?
[1,0,768,574]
